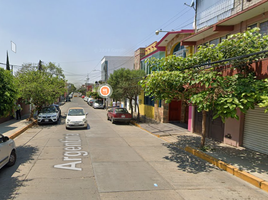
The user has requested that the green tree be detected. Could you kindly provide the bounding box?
[140,28,268,148]
[15,62,66,119]
[0,68,18,117]
[108,69,145,120]
[67,83,76,94]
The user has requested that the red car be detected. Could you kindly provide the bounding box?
[107,107,132,124]
[81,95,85,98]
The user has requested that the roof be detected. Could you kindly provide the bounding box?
[156,29,194,48]
[68,107,84,110]
[182,0,268,45]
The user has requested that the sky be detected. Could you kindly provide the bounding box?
[0,0,195,88]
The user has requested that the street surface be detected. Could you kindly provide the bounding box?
[0,96,268,200]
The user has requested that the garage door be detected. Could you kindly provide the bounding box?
[243,107,268,155]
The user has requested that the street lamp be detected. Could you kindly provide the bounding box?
[155,29,175,35]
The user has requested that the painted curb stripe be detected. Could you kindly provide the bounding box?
[9,120,37,140]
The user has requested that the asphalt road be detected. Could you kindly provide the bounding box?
[1,96,268,200]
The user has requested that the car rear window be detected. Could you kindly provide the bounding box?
[115,108,128,113]
[68,109,85,116]
[41,107,56,113]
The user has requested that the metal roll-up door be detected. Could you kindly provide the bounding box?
[243,107,268,155]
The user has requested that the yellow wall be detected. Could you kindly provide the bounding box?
[139,92,155,119]
[145,41,157,55]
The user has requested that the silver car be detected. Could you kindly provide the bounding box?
[0,134,16,169]
[93,100,105,109]
[37,105,60,125]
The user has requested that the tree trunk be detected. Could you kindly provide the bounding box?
[129,98,133,116]
[200,110,207,148]
[134,95,140,121]
[28,105,35,121]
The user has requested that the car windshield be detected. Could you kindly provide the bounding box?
[95,100,102,104]
[115,108,128,113]
[68,109,85,116]
[41,107,56,113]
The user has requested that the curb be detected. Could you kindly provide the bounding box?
[131,120,268,193]
[130,120,160,138]
[9,120,37,140]
[184,146,268,192]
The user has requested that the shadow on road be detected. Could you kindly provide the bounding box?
[0,145,38,200]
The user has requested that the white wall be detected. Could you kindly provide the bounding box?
[101,56,134,81]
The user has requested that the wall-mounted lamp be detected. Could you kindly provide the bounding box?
[155,29,175,35]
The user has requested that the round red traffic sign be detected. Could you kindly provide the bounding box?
[98,84,113,98]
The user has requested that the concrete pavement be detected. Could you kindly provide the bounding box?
[1,110,268,194]
[133,121,268,193]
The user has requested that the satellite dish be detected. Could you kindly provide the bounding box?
[190,0,194,7]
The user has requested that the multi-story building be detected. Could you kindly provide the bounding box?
[181,0,268,154]
[101,56,134,82]
[137,30,194,124]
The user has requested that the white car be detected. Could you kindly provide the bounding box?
[93,100,105,109]
[0,134,16,170]
[65,107,88,129]
[87,97,93,105]
[37,105,60,125]
[84,96,88,102]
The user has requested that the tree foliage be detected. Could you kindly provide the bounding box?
[108,68,145,117]
[15,62,66,118]
[0,68,18,117]
[140,28,268,148]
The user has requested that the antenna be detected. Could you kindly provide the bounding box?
[184,0,195,10]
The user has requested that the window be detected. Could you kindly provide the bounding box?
[248,23,257,30]
[260,21,268,36]
[209,38,220,46]
[144,95,154,106]
[158,100,162,108]
[173,43,186,58]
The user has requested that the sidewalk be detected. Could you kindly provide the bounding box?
[0,115,36,139]
[134,121,268,192]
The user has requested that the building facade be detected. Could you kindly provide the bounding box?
[101,56,134,82]
[182,0,268,154]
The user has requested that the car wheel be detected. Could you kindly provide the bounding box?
[112,118,115,124]
[6,150,16,167]
[107,115,110,121]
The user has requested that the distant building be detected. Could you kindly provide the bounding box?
[101,56,134,82]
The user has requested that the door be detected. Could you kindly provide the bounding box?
[207,111,224,142]
[243,107,268,154]
[0,134,9,168]
[193,108,224,142]
[169,100,181,121]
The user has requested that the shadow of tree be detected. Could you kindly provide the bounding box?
[0,145,38,199]
[165,134,268,180]
[162,135,217,174]
[204,143,268,175]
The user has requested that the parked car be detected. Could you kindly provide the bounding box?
[65,107,88,129]
[107,107,132,124]
[89,99,96,106]
[0,134,16,169]
[66,96,71,102]
[52,104,61,117]
[93,100,105,109]
[84,96,89,102]
[87,97,93,105]
[37,105,60,125]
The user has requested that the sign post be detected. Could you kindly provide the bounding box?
[97,84,113,109]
